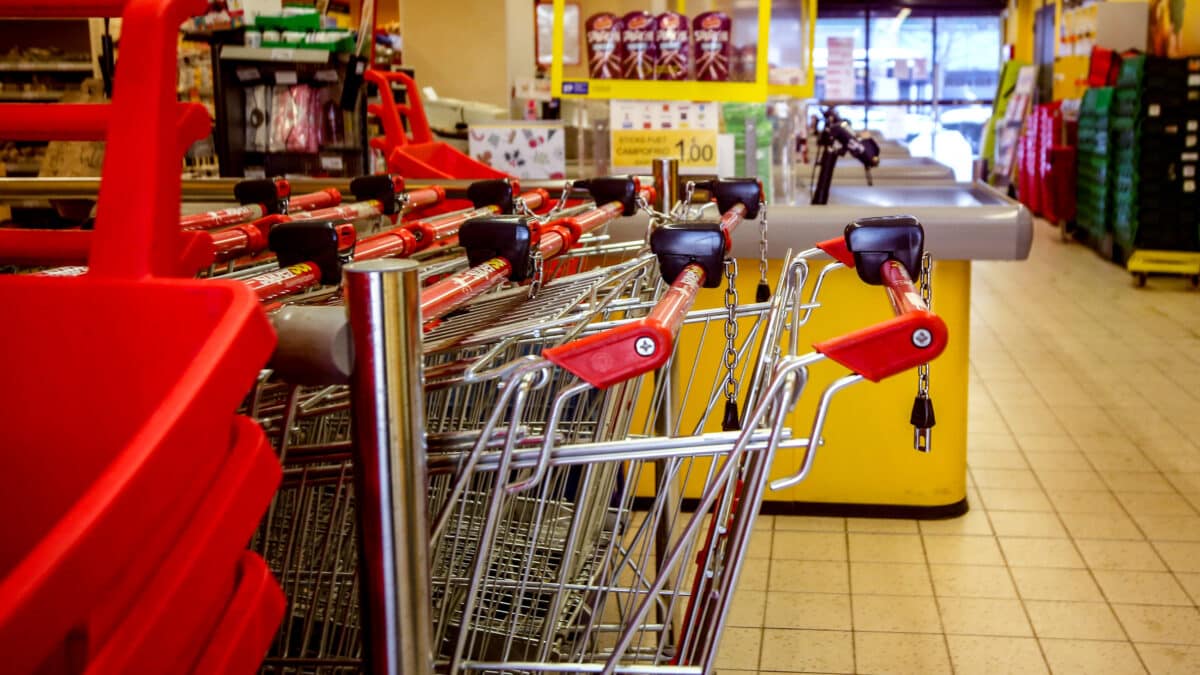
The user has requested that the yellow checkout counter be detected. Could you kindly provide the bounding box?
[612,181,1033,518]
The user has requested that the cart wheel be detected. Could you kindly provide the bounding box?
[1058,219,1071,243]
[1133,272,1147,288]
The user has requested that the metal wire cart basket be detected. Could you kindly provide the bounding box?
[246,176,948,675]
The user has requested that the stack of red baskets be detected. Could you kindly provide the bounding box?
[1016,102,1078,226]
[0,0,283,672]
[1017,103,1043,215]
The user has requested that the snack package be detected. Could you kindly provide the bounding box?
[621,11,657,80]
[693,11,732,81]
[245,84,270,152]
[586,12,624,79]
[655,11,689,80]
[270,84,319,154]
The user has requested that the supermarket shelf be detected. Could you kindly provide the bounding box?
[4,161,43,175]
[0,91,65,101]
[0,61,92,72]
[179,25,244,43]
[220,46,330,64]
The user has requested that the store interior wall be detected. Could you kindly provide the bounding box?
[397,0,535,109]
[1006,0,1199,65]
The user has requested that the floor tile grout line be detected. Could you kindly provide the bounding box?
[911,499,955,675]
[980,330,1079,673]
[980,225,1167,673]
[732,623,1200,645]
[843,520,856,675]
[754,516,771,674]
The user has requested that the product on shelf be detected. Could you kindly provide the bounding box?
[269,84,319,154]
[586,12,623,79]
[693,11,731,82]
[620,11,657,80]
[245,84,269,151]
[655,11,688,81]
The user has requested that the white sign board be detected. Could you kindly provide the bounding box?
[468,122,565,180]
[825,36,856,100]
[609,100,721,174]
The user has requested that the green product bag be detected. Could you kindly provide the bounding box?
[721,103,772,203]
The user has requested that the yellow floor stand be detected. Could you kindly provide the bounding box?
[1125,250,1200,289]
[636,258,971,518]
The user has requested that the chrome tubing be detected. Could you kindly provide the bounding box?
[345,258,433,675]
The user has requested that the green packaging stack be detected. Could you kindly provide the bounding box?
[1109,55,1199,256]
[1075,86,1115,240]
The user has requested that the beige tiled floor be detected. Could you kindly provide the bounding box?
[719,221,1200,673]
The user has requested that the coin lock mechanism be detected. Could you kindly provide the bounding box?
[843,215,936,452]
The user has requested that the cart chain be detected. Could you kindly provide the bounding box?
[514,195,536,218]
[755,201,770,302]
[722,258,741,431]
[635,193,670,234]
[528,250,545,298]
[679,180,696,221]
[551,181,572,215]
[910,251,935,452]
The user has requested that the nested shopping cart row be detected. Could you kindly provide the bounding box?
[246,176,947,675]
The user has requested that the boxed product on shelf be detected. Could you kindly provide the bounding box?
[582,9,734,83]
[621,11,656,80]
[693,11,731,81]
[655,11,689,80]
[586,12,623,79]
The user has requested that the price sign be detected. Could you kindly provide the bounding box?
[609,100,719,173]
[612,129,719,171]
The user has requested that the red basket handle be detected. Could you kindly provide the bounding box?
[364,69,433,150]
[5,0,207,276]
[90,0,209,279]
[0,0,209,279]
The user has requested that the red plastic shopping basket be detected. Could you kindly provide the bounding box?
[366,68,511,180]
[0,0,281,671]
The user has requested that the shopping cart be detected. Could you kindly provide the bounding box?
[255,167,947,673]
[406,218,945,675]
[251,246,655,675]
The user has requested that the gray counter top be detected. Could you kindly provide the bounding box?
[608,181,1033,262]
[796,157,956,188]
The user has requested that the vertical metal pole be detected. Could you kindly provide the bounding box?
[345,258,433,675]
[744,117,758,177]
[651,157,679,213]
[649,158,681,649]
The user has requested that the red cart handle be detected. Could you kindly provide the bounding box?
[181,188,343,232]
[813,259,947,382]
[245,189,545,303]
[544,192,754,389]
[288,188,343,214]
[543,263,704,388]
[421,185,649,323]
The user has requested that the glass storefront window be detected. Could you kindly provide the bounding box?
[936,16,1003,103]
[815,8,1002,167]
[868,13,933,103]
[813,13,867,101]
